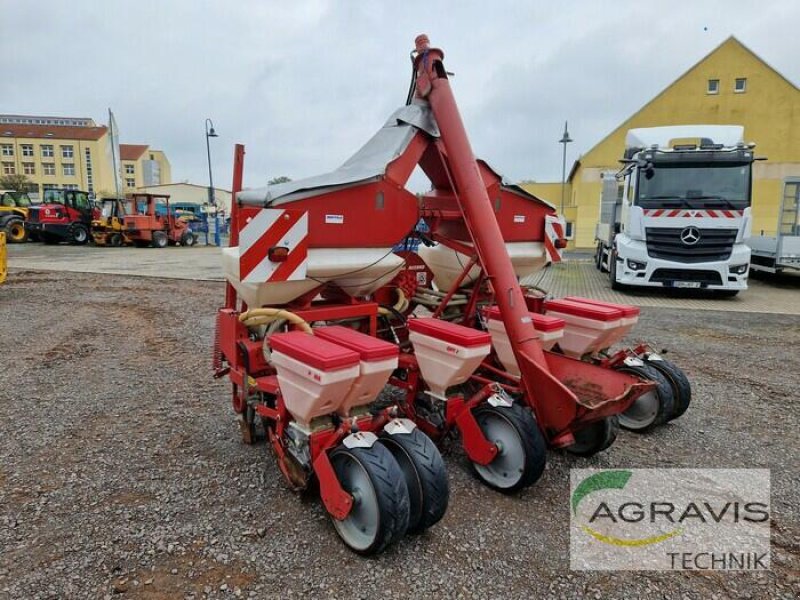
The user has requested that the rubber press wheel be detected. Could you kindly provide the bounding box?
[614,363,675,433]
[645,358,692,420]
[566,416,620,457]
[379,427,449,533]
[329,444,410,555]
[471,403,546,494]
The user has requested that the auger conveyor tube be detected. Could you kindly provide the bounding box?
[412,35,579,434]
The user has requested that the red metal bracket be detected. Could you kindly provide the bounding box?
[314,451,353,521]
[450,396,498,466]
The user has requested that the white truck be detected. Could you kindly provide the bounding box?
[595,125,755,297]
[747,178,800,274]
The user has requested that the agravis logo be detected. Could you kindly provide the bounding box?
[570,469,771,571]
[572,470,683,547]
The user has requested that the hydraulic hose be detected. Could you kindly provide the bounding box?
[238,308,313,334]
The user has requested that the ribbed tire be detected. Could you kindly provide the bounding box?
[68,223,89,245]
[378,427,449,533]
[615,363,676,433]
[472,403,547,494]
[646,358,692,420]
[152,231,168,248]
[329,444,410,555]
[6,219,27,243]
[566,416,620,457]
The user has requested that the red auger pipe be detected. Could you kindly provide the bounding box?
[413,35,577,431]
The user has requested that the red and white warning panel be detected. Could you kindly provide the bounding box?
[544,214,566,263]
[239,209,309,283]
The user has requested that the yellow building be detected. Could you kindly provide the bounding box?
[522,37,800,249]
[120,144,172,192]
[0,114,172,199]
[0,116,114,198]
[137,182,232,214]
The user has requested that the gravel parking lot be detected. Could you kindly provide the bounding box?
[1,270,798,599]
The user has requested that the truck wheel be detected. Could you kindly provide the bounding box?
[566,416,620,457]
[180,230,195,247]
[5,219,28,243]
[614,362,675,432]
[151,231,168,248]
[109,233,123,247]
[609,251,623,290]
[329,444,410,555]
[645,358,691,420]
[68,224,89,245]
[471,403,546,493]
[378,427,449,533]
[596,244,607,273]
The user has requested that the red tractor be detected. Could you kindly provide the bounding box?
[213,35,688,555]
[25,189,97,245]
[123,193,197,248]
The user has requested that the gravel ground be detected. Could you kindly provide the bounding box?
[1,271,798,599]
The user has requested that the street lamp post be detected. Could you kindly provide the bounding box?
[559,121,573,216]
[205,118,219,246]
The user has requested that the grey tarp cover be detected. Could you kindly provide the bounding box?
[238,101,440,207]
[237,100,554,211]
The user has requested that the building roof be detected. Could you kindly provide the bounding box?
[120,144,149,160]
[0,123,108,141]
[138,182,232,193]
[568,36,800,181]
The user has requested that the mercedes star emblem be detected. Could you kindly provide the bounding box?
[680,226,701,246]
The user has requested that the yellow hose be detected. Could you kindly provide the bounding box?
[239,308,313,334]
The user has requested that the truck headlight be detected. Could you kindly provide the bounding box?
[730,263,749,275]
[626,259,647,271]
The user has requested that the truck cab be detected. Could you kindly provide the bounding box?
[26,188,97,245]
[596,125,755,296]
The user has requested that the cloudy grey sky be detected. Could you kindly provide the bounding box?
[2,1,798,191]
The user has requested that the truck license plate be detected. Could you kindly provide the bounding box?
[674,281,701,289]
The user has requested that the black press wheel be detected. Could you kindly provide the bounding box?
[378,426,449,533]
[566,416,620,457]
[645,357,691,420]
[5,219,28,243]
[68,223,89,245]
[151,231,168,248]
[472,403,546,494]
[329,444,410,555]
[614,362,675,433]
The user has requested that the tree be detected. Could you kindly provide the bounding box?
[268,176,292,185]
[0,173,32,192]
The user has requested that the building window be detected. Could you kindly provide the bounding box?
[707,79,719,94]
[23,162,35,175]
[84,147,94,194]
[21,144,33,157]
[41,144,54,157]
[564,222,574,240]
[64,184,79,191]
[2,162,15,175]
[43,163,56,176]
[125,164,135,175]
[63,163,75,176]
[61,145,74,159]
[1,144,13,156]
[735,78,747,93]
[126,177,136,188]
[42,184,59,192]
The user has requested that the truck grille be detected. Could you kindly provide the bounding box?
[650,269,723,285]
[645,227,737,263]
